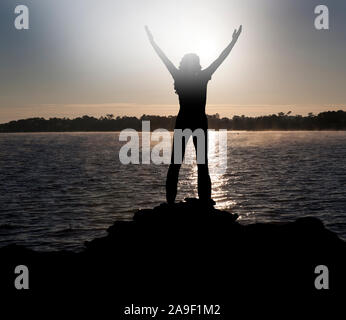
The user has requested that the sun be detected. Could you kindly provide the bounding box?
[168,22,226,70]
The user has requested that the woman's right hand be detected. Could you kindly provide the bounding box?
[232,25,242,43]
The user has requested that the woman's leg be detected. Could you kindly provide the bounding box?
[193,129,212,202]
[166,131,187,204]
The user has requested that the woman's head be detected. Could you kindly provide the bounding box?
[179,53,201,74]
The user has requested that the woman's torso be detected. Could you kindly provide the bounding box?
[173,70,211,129]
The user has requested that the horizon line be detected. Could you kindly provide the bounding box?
[2,109,346,125]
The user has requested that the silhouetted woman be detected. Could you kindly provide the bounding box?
[145,25,242,205]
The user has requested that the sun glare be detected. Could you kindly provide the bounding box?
[175,26,222,69]
[158,19,227,70]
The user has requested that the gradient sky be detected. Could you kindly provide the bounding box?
[1,0,346,123]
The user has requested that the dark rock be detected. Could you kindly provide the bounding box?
[1,198,345,304]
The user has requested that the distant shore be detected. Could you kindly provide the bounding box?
[1,110,346,132]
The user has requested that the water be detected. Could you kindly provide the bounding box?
[0,131,345,251]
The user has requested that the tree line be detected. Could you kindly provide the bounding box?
[0,110,345,132]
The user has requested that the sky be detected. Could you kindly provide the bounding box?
[1,0,346,123]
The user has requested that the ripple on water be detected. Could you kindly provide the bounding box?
[0,131,345,251]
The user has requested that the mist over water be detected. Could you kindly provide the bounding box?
[0,131,345,251]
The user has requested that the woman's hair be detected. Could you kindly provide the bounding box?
[179,53,201,73]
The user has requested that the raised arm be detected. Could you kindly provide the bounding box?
[145,26,178,78]
[205,25,242,76]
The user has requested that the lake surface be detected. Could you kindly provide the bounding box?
[0,131,345,251]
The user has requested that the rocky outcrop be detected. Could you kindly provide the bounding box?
[1,198,345,301]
